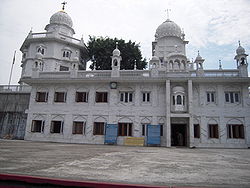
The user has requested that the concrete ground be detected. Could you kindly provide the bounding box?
[0,140,250,188]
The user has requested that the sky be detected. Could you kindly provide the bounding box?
[0,0,250,85]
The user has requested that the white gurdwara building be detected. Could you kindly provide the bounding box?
[20,8,250,148]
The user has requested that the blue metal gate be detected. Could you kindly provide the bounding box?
[104,124,118,144]
[147,124,161,145]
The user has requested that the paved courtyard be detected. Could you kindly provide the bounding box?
[0,139,249,187]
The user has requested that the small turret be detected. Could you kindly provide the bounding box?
[194,51,205,76]
[111,42,122,77]
[235,41,248,77]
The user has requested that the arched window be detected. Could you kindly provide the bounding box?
[177,95,182,105]
[37,46,45,55]
[173,96,175,105]
[62,50,71,59]
[169,61,173,69]
[174,60,180,70]
[241,57,245,65]
[113,59,118,66]
[172,86,186,112]
[180,61,185,70]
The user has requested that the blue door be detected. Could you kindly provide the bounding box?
[147,124,161,145]
[104,124,118,144]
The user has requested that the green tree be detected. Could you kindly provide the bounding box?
[87,36,147,70]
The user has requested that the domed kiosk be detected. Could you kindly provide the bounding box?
[45,9,75,36]
[152,18,189,72]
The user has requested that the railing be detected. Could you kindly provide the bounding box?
[190,70,239,77]
[204,70,239,77]
[30,32,83,45]
[39,71,71,78]
[78,71,111,78]
[120,70,150,77]
[0,85,31,93]
[58,33,82,45]
[31,32,52,38]
[27,69,242,80]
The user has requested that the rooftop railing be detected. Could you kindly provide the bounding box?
[30,32,83,45]
[31,32,52,38]
[203,70,239,77]
[39,71,71,79]
[32,69,240,80]
[0,85,31,93]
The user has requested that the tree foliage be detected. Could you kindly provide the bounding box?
[87,36,147,70]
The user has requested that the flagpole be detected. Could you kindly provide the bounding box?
[8,50,16,89]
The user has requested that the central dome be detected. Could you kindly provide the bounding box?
[155,19,182,39]
[50,11,73,28]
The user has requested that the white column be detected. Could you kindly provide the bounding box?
[88,85,95,106]
[24,112,33,140]
[200,115,207,145]
[64,114,72,140]
[67,84,75,105]
[152,84,158,107]
[166,80,171,147]
[245,116,250,147]
[44,114,51,137]
[242,85,249,108]
[135,84,140,107]
[85,114,94,143]
[188,80,194,147]
[48,85,54,104]
[109,87,117,107]
[133,115,140,137]
[217,84,224,107]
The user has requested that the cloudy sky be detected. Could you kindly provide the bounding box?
[0,0,250,85]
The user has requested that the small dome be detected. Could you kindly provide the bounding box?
[113,48,120,56]
[151,56,160,61]
[50,11,73,28]
[236,45,245,55]
[196,54,202,61]
[155,19,182,39]
[195,51,203,61]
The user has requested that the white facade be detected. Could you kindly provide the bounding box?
[20,8,250,148]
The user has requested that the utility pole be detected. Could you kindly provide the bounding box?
[8,50,16,89]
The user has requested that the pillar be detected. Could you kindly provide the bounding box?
[166,80,171,147]
[188,80,194,147]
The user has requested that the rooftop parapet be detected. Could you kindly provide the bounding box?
[0,85,31,93]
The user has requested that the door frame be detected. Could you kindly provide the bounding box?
[171,123,188,147]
